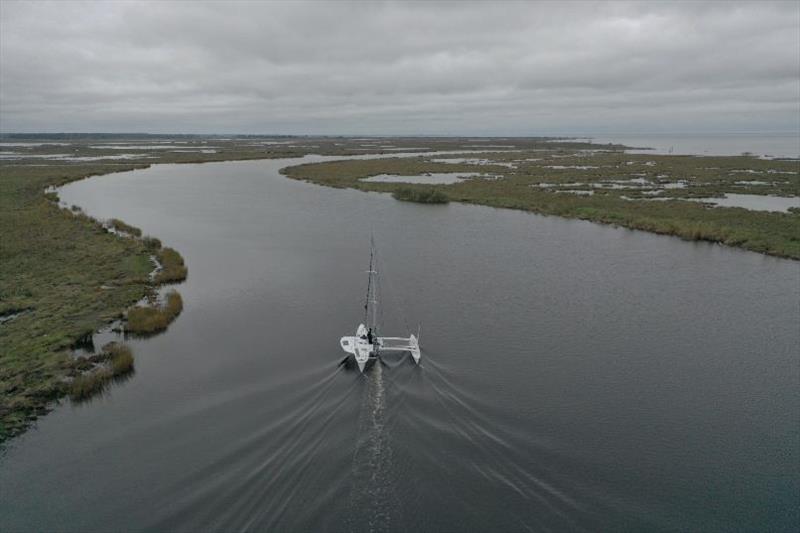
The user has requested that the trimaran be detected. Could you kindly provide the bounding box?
[339,237,421,372]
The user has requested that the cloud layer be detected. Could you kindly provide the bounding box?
[1,1,798,134]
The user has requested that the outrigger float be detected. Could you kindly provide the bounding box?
[339,238,421,372]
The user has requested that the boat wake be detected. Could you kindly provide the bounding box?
[144,361,360,531]
[393,351,591,531]
[347,361,399,531]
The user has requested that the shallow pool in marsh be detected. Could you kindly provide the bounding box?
[2,156,798,531]
[362,171,486,184]
[689,193,800,213]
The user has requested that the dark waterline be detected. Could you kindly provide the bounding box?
[2,157,798,531]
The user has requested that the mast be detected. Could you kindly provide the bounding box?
[364,235,378,332]
[340,233,421,367]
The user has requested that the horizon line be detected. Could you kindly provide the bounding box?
[1,130,798,137]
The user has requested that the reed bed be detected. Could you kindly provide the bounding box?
[154,247,188,284]
[125,290,183,334]
[109,218,142,237]
[106,342,134,376]
[68,342,134,402]
[142,236,162,250]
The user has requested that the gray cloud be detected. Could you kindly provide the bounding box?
[1,0,797,134]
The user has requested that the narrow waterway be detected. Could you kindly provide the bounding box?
[2,156,798,531]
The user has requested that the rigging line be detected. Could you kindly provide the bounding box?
[364,236,374,325]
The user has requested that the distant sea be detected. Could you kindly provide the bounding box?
[571,132,800,159]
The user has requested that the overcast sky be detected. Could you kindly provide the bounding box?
[1,1,798,135]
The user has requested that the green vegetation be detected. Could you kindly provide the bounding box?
[68,342,134,402]
[393,187,449,203]
[68,371,110,402]
[125,291,183,335]
[142,236,162,250]
[109,218,142,237]
[282,152,800,259]
[0,151,200,439]
[0,163,156,439]
[105,342,135,376]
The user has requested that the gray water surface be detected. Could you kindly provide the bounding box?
[2,157,798,531]
[585,132,800,158]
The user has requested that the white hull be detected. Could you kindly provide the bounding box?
[340,324,374,372]
[339,238,421,372]
[340,324,420,372]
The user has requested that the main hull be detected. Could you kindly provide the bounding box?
[339,324,374,372]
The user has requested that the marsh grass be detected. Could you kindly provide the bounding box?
[105,342,134,376]
[109,218,142,237]
[68,342,134,402]
[142,236,162,250]
[125,291,183,335]
[1,155,188,438]
[69,369,112,402]
[282,153,800,259]
[1,162,153,438]
[154,248,187,284]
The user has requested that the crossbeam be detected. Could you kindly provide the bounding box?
[377,334,420,363]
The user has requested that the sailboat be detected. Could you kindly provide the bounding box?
[339,237,421,372]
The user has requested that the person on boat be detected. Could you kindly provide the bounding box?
[367,328,374,344]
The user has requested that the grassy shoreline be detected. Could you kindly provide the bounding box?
[126,291,184,335]
[0,136,330,441]
[0,163,190,440]
[281,154,799,260]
